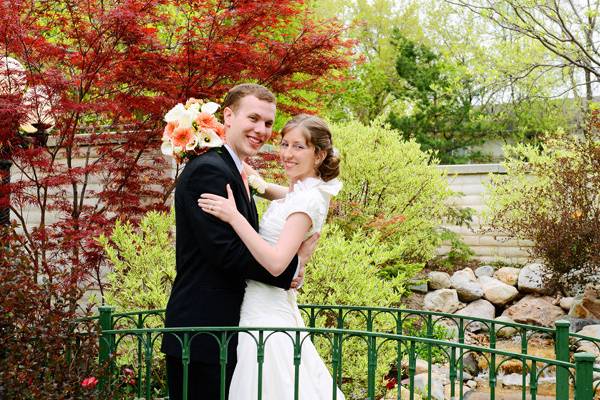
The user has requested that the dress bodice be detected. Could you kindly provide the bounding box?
[258,177,342,245]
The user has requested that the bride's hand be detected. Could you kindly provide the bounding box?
[198,184,240,224]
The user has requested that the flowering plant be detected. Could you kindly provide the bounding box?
[247,174,267,195]
[81,376,98,389]
[161,98,225,163]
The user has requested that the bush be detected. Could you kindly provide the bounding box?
[298,224,418,398]
[330,118,454,266]
[0,228,100,399]
[98,210,176,395]
[99,210,176,312]
[485,122,600,293]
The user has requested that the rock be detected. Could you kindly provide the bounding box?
[451,268,484,302]
[560,297,574,311]
[478,275,519,306]
[518,263,552,295]
[494,316,518,338]
[409,282,429,294]
[569,284,600,320]
[413,373,445,400]
[561,315,600,332]
[475,265,495,278]
[455,299,496,332]
[502,372,529,387]
[424,289,461,313]
[428,271,451,290]
[401,359,431,375]
[577,325,600,360]
[576,323,600,354]
[461,352,482,377]
[451,267,477,283]
[494,267,520,286]
[502,295,565,327]
[578,324,600,338]
[454,281,484,302]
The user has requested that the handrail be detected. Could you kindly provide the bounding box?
[82,305,600,400]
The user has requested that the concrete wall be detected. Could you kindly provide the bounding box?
[437,164,532,264]
[11,153,531,264]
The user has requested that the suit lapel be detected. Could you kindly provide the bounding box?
[216,148,258,228]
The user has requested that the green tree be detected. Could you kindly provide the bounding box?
[388,32,494,163]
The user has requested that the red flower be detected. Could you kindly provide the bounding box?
[81,376,99,389]
[385,376,397,390]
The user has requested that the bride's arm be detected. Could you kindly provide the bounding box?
[199,184,311,276]
[243,162,288,201]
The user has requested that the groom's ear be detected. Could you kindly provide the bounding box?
[223,107,234,127]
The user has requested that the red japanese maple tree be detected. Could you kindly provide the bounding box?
[0,0,351,397]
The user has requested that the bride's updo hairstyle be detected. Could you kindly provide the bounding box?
[280,114,340,182]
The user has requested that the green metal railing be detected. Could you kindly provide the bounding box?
[87,305,600,399]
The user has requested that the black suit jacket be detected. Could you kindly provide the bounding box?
[161,147,297,363]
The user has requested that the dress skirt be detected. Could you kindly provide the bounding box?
[228,280,345,400]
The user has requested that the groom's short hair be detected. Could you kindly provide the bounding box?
[222,83,276,112]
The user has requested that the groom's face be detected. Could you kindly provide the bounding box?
[223,95,276,161]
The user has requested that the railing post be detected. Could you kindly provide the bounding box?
[98,305,115,393]
[574,352,595,400]
[555,320,570,400]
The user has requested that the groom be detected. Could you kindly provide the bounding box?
[161,84,315,400]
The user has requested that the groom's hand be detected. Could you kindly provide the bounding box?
[290,233,320,289]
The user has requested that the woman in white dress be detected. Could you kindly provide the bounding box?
[198,114,344,400]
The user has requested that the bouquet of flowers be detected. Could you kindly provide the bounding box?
[161,98,225,163]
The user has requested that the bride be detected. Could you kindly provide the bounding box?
[198,114,345,399]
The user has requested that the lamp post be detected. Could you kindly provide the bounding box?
[0,56,55,226]
[0,56,26,226]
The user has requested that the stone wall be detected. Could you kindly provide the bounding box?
[437,164,532,264]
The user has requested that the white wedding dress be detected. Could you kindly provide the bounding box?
[228,177,345,400]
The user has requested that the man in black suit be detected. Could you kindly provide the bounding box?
[161,84,315,400]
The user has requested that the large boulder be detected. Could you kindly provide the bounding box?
[451,268,484,302]
[569,284,600,320]
[454,299,496,332]
[576,324,600,356]
[428,271,451,290]
[517,263,552,295]
[479,275,519,306]
[561,315,600,332]
[494,267,520,286]
[413,373,445,400]
[475,265,495,278]
[424,289,461,313]
[502,295,565,327]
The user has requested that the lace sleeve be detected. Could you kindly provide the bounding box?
[284,189,329,235]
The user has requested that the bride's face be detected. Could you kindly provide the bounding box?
[279,127,319,183]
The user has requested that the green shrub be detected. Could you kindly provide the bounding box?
[485,126,600,293]
[330,118,454,265]
[298,224,419,398]
[99,210,176,311]
[98,210,176,395]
